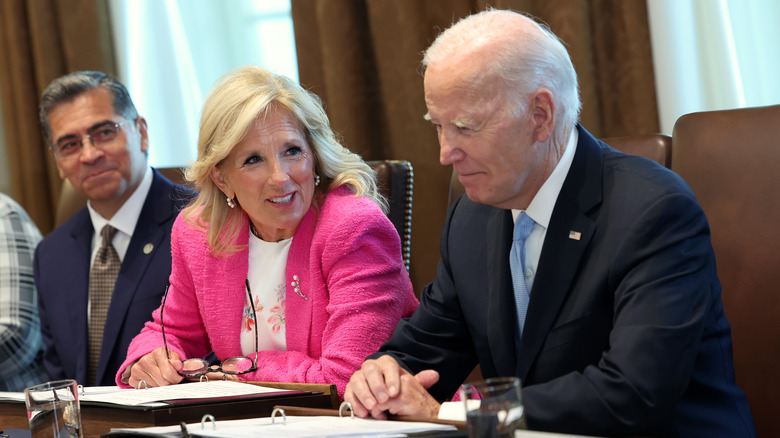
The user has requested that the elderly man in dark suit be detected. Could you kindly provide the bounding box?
[34,71,193,386]
[344,10,755,438]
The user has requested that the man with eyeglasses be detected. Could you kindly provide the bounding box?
[33,71,194,386]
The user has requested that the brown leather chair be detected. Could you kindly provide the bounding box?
[672,104,780,438]
[54,162,413,271]
[448,133,672,209]
[602,134,672,168]
[367,160,414,272]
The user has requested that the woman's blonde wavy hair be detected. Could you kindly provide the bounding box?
[182,66,384,256]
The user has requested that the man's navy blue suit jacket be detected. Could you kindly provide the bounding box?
[377,126,755,437]
[34,169,193,386]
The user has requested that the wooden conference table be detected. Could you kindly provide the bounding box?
[0,381,337,438]
[1,382,605,438]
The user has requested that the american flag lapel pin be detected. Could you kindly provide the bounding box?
[568,230,582,241]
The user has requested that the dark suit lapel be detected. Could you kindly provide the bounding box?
[97,171,176,380]
[517,126,604,380]
[486,208,519,376]
[67,210,94,383]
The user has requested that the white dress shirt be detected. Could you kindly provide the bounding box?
[87,166,153,264]
[510,128,578,294]
[86,166,153,322]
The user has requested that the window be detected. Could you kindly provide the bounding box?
[648,0,780,133]
[108,0,298,167]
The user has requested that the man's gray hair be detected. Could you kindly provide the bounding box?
[422,9,581,139]
[39,71,139,146]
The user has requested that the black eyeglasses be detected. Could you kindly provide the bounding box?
[52,120,130,158]
[161,279,258,379]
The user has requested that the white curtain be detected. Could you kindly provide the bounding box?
[108,0,298,167]
[648,0,780,134]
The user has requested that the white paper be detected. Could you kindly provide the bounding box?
[109,415,457,438]
[0,381,290,408]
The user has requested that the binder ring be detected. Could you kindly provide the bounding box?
[201,414,216,430]
[271,407,287,424]
[78,384,85,397]
[200,375,209,383]
[339,401,354,419]
[137,379,148,389]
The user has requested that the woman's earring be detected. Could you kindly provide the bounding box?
[226,196,236,209]
[315,175,321,187]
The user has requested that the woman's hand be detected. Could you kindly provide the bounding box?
[128,347,185,388]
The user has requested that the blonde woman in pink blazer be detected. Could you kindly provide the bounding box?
[116,66,418,398]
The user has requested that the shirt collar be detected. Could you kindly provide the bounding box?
[88,166,153,236]
[512,128,578,226]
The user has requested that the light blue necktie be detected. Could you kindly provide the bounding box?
[510,212,535,345]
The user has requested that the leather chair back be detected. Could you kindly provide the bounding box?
[672,104,780,438]
[368,160,413,272]
[601,134,672,168]
[448,133,672,209]
[54,162,413,272]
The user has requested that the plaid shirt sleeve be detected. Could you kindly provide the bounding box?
[0,194,50,391]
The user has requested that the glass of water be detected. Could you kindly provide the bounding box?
[460,377,525,438]
[24,379,83,438]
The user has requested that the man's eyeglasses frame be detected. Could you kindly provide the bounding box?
[51,119,132,159]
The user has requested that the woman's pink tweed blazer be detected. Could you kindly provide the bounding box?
[116,187,418,397]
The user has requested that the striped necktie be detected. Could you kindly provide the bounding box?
[88,224,120,385]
